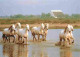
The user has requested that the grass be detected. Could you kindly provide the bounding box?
[0,18,80,24]
[0,18,80,31]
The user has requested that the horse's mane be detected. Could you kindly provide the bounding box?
[9,25,12,30]
[64,26,67,33]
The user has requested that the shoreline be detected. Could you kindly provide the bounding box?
[0,23,80,31]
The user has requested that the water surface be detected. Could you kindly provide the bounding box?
[0,29,80,57]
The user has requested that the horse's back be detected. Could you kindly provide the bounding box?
[3,28,10,34]
[32,27,40,31]
[59,30,64,38]
[18,29,25,36]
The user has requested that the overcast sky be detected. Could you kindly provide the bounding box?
[0,0,80,16]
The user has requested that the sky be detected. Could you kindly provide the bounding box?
[0,0,80,16]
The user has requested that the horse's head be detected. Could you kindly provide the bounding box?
[44,23,49,30]
[65,24,74,33]
[9,24,16,34]
[67,24,74,32]
[25,24,29,31]
[16,22,21,29]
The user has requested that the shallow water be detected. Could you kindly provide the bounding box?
[0,29,80,57]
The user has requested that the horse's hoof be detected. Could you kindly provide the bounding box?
[72,40,74,43]
[42,39,46,41]
[13,41,14,43]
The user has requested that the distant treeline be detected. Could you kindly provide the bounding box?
[0,13,80,24]
[0,13,80,20]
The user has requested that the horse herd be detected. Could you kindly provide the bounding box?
[2,22,74,46]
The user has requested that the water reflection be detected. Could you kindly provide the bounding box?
[1,29,80,57]
[3,44,28,57]
[60,47,72,57]
[31,47,48,57]
[3,44,49,57]
[28,44,48,57]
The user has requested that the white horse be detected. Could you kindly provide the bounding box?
[13,22,22,43]
[31,23,45,41]
[2,24,16,42]
[43,23,49,41]
[2,22,21,43]
[59,24,74,45]
[17,24,29,44]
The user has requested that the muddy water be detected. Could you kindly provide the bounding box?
[0,29,80,57]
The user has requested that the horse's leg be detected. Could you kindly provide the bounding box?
[2,34,6,43]
[38,34,40,41]
[59,37,62,45]
[33,34,35,41]
[5,35,8,43]
[4,37,6,43]
[33,36,34,41]
[72,39,74,44]
[23,37,27,44]
[35,35,37,41]
[6,36,8,42]
[42,34,44,41]
[4,35,7,43]
[3,37,5,43]
[22,37,24,43]
[67,38,71,45]
[71,37,74,44]
[64,38,68,46]
[20,36,21,42]
[15,34,18,43]
[2,34,4,42]
[33,34,37,41]
[21,36,23,43]
[13,35,15,43]
[3,37,4,42]
[32,33,35,41]
[9,37,10,43]
[44,34,47,41]
[26,37,27,44]
[18,36,20,43]
[18,36,19,42]
[3,36,5,43]
[23,38,24,43]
